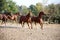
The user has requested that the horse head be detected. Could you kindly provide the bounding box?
[38,11,45,17]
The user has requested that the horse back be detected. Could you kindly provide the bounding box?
[20,16,26,21]
[31,16,40,23]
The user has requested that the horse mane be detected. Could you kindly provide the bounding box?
[26,12,30,17]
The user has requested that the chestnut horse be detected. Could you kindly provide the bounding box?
[0,13,8,25]
[6,12,20,23]
[10,12,20,23]
[31,11,45,30]
[0,12,20,25]
[19,11,32,29]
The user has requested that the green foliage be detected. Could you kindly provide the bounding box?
[29,5,37,15]
[35,3,43,13]
[44,4,60,23]
[29,3,43,16]
[0,0,19,13]
[19,5,29,15]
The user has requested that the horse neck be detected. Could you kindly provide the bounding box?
[38,14,43,18]
[26,13,30,17]
[7,15,11,19]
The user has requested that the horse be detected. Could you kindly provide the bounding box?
[31,11,45,30]
[19,11,32,29]
[10,12,20,23]
[0,13,8,25]
[6,12,20,23]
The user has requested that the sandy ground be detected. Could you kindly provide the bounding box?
[0,23,60,40]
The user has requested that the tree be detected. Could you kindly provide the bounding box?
[19,5,29,15]
[29,3,43,16]
[8,0,19,13]
[44,4,60,23]
[35,3,43,13]
[45,4,56,23]
[0,0,19,13]
[29,5,37,16]
[0,0,7,12]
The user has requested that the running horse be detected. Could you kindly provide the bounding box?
[0,13,8,25]
[31,11,45,30]
[10,12,20,23]
[19,11,32,29]
[6,12,20,23]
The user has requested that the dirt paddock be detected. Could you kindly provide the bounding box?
[0,23,60,40]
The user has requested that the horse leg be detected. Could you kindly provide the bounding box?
[1,20,6,26]
[30,22,33,29]
[22,22,24,27]
[27,22,30,29]
[14,19,16,23]
[13,19,15,23]
[4,19,7,26]
[4,21,6,26]
[1,19,6,25]
[27,22,33,29]
[40,23,43,30]
[35,22,36,27]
